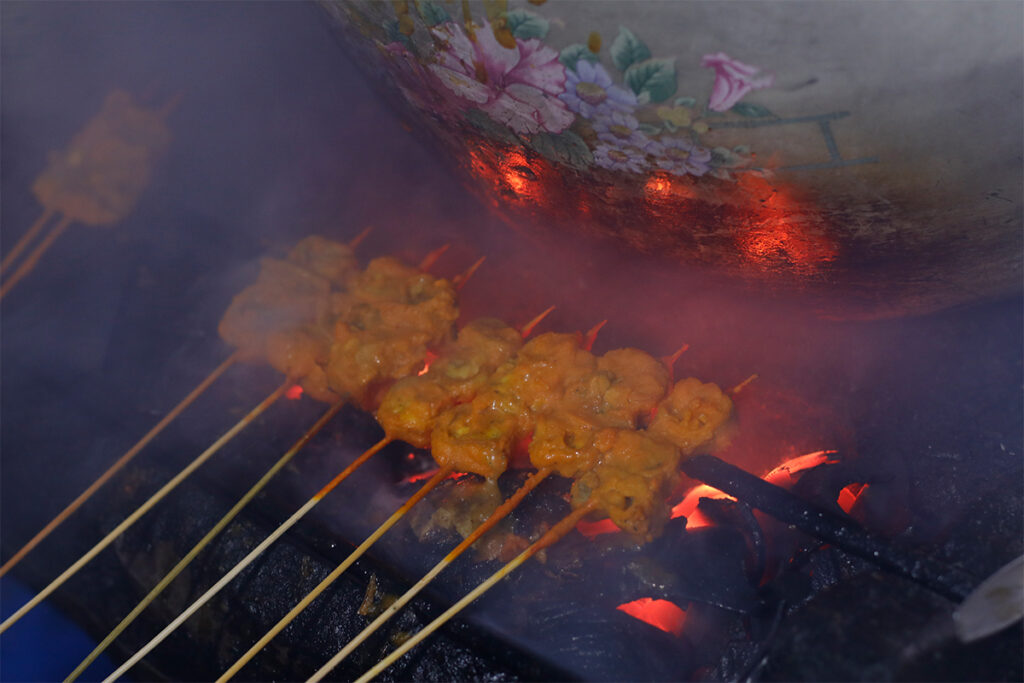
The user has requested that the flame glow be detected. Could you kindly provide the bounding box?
[616,598,687,636]
[418,351,439,376]
[837,482,868,513]
[671,450,838,529]
[285,385,304,400]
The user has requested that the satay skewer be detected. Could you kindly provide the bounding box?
[0,207,56,275]
[101,434,395,683]
[343,502,596,683]
[0,351,241,580]
[110,307,551,679]
[216,466,456,682]
[65,398,347,682]
[0,379,289,635]
[0,214,73,300]
[297,468,554,683]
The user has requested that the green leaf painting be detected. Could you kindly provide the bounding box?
[559,44,599,71]
[624,58,677,103]
[609,27,651,72]
[730,102,776,118]
[502,9,549,40]
[530,130,593,170]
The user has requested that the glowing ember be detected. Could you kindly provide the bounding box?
[837,482,869,513]
[762,450,838,488]
[672,450,838,529]
[576,518,619,538]
[400,469,466,485]
[418,351,439,376]
[616,598,687,636]
[671,483,735,529]
[285,385,304,400]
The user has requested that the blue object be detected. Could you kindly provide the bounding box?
[0,577,117,682]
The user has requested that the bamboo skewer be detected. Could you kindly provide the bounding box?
[217,467,452,682]
[0,379,288,635]
[0,214,73,300]
[518,305,556,339]
[1,207,56,275]
[345,502,595,683]
[65,398,346,682]
[102,435,394,682]
[0,352,241,580]
[307,468,553,681]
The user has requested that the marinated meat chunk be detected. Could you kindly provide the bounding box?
[649,378,733,454]
[287,235,358,287]
[376,319,521,447]
[571,429,682,541]
[491,333,597,415]
[430,393,527,480]
[265,326,338,402]
[528,411,603,478]
[218,257,334,362]
[325,258,458,408]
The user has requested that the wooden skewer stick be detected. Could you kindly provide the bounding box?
[661,344,690,379]
[307,468,553,682]
[348,226,373,249]
[0,351,240,579]
[102,435,394,682]
[0,378,289,635]
[65,398,346,682]
[0,213,73,300]
[453,256,486,291]
[346,502,596,683]
[518,305,556,339]
[583,319,608,351]
[730,373,759,395]
[418,244,450,271]
[0,207,56,275]
[217,467,452,682]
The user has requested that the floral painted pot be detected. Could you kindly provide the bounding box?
[320,1,1022,317]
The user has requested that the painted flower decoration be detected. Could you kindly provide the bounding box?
[559,59,638,119]
[593,110,650,148]
[700,52,774,112]
[428,21,573,135]
[383,42,464,121]
[649,137,712,176]
[593,142,649,173]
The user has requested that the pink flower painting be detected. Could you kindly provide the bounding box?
[700,52,774,112]
[429,21,573,135]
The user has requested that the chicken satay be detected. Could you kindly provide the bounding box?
[31,90,171,227]
[430,332,597,480]
[375,318,522,448]
[648,377,734,455]
[529,347,670,478]
[325,257,458,409]
[569,378,734,540]
[218,236,357,364]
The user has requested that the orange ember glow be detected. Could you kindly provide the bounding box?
[672,450,838,529]
[418,351,439,376]
[762,450,838,488]
[837,482,869,514]
[285,385,304,400]
[400,468,466,485]
[576,518,620,538]
[616,598,687,636]
[671,484,735,529]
